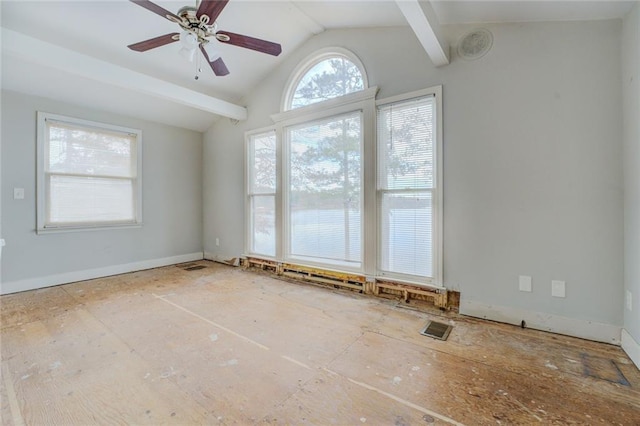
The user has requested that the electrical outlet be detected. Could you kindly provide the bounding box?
[626,290,633,311]
[551,280,566,298]
[519,275,532,292]
[215,238,220,246]
[13,188,24,200]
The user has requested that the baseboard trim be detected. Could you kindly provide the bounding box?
[621,329,640,369]
[203,252,240,266]
[0,252,204,295]
[460,299,621,345]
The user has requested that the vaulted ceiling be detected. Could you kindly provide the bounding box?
[1,1,635,131]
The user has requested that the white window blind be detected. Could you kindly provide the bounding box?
[287,111,362,268]
[38,113,142,231]
[377,96,435,278]
[247,131,277,256]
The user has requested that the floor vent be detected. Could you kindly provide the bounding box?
[184,265,207,271]
[420,320,452,341]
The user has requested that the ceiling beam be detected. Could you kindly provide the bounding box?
[1,28,247,121]
[395,0,450,67]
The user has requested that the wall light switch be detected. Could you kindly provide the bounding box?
[626,290,633,311]
[551,280,566,298]
[519,275,532,292]
[13,188,25,200]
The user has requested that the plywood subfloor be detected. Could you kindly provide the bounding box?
[1,261,639,425]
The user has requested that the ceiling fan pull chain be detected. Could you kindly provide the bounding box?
[195,49,202,80]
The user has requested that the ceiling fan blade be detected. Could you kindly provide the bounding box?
[210,57,230,76]
[196,0,229,23]
[216,31,282,56]
[200,45,230,76]
[128,33,180,52]
[130,0,180,22]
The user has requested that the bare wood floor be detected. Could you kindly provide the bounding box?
[1,261,639,425]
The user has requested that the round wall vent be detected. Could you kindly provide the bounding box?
[457,28,493,60]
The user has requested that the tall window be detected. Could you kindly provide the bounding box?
[246,46,443,287]
[37,112,142,232]
[286,112,362,268]
[247,131,277,257]
[377,95,436,279]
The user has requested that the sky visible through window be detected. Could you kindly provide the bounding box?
[290,57,364,109]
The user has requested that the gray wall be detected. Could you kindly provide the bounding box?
[623,3,640,344]
[204,20,624,331]
[1,90,203,288]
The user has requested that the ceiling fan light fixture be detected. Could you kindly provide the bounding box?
[202,42,221,62]
[179,46,196,62]
[180,31,198,49]
[179,30,198,62]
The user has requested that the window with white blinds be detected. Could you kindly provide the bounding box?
[286,111,363,268]
[247,131,277,257]
[246,54,442,286]
[37,112,142,232]
[377,95,436,279]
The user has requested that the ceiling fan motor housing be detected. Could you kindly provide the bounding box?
[172,5,216,42]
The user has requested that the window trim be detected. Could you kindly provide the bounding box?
[375,86,444,288]
[280,47,369,113]
[36,112,143,234]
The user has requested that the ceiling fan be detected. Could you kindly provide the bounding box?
[127,0,282,77]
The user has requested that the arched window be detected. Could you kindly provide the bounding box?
[248,46,443,286]
[283,48,367,111]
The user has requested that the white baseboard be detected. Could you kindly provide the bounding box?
[460,299,621,345]
[621,329,640,369]
[203,252,240,266]
[0,252,204,295]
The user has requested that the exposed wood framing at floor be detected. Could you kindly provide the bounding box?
[242,257,459,311]
[2,261,639,424]
[376,280,447,308]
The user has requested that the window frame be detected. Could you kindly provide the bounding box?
[36,112,143,234]
[283,109,366,271]
[274,90,377,273]
[281,47,369,113]
[245,128,279,259]
[245,44,445,289]
[375,86,444,287]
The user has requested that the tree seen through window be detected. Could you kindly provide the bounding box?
[291,57,364,109]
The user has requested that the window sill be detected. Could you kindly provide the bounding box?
[285,255,363,275]
[376,273,445,291]
[37,223,143,235]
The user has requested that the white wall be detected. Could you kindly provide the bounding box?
[622,3,640,365]
[1,90,204,293]
[204,19,625,343]
[444,20,624,344]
